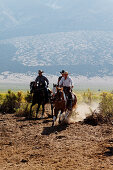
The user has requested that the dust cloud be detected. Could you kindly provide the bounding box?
[67,102,99,124]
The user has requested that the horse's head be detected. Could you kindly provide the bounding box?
[55,87,64,101]
[53,87,66,114]
[53,83,58,94]
[30,81,36,93]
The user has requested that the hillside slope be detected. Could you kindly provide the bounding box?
[0,31,113,77]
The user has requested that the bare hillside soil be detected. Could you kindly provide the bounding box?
[0,107,113,170]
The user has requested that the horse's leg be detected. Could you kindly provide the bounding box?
[58,108,65,124]
[58,110,62,124]
[29,103,34,119]
[41,103,45,118]
[36,103,40,119]
[65,109,71,120]
[52,115,56,126]
[29,93,36,119]
[52,108,57,126]
[51,103,54,118]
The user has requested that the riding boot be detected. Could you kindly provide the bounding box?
[67,99,72,111]
[67,91,72,111]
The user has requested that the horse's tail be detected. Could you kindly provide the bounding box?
[72,92,77,108]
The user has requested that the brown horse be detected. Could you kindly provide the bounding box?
[52,87,77,126]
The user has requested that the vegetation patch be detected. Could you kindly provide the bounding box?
[84,92,113,126]
[0,90,32,116]
[0,89,113,124]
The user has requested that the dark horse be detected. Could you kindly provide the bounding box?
[52,87,77,126]
[29,81,51,119]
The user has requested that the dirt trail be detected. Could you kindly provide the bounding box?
[0,110,113,170]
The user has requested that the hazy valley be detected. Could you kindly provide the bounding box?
[0,31,113,90]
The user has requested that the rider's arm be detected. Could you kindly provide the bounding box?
[69,78,73,88]
[44,76,49,86]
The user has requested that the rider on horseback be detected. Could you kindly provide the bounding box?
[59,71,73,111]
[35,70,49,102]
[57,70,65,86]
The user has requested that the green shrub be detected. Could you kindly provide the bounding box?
[99,92,113,119]
[83,89,93,104]
[15,103,30,117]
[0,94,2,101]
[0,90,23,113]
[0,94,3,110]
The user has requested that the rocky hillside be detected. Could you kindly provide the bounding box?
[0,31,113,77]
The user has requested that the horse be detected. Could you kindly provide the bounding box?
[52,87,77,126]
[29,81,52,119]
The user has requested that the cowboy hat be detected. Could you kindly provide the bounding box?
[38,70,44,73]
[64,71,68,75]
[60,70,65,74]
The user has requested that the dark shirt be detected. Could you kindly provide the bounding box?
[58,76,62,86]
[35,75,49,87]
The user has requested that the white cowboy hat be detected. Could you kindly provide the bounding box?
[64,71,68,75]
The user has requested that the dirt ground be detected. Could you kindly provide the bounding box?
[0,106,113,170]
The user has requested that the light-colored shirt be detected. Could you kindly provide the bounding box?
[59,76,73,87]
